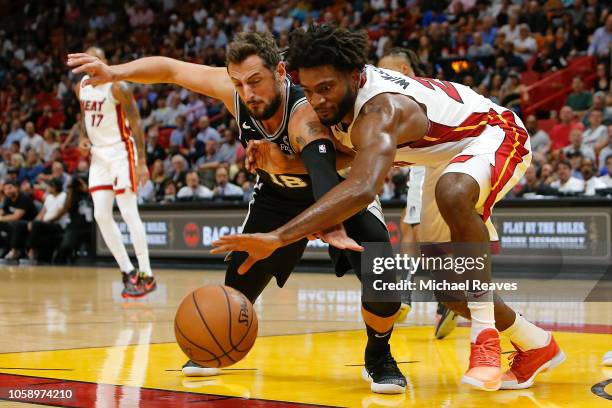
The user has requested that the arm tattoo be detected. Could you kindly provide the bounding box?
[305,120,328,136]
[294,120,328,147]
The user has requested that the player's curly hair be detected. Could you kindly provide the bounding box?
[286,25,369,72]
[227,31,280,71]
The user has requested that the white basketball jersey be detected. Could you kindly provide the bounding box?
[79,76,131,147]
[331,65,507,167]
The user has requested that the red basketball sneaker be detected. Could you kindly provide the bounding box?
[461,328,502,391]
[501,334,565,389]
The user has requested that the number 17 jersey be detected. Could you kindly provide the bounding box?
[79,75,131,147]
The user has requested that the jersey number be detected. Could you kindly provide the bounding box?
[411,77,464,104]
[90,114,104,127]
[270,175,307,188]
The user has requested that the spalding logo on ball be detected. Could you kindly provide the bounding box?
[174,285,258,368]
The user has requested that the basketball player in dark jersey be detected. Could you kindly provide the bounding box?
[68,32,406,394]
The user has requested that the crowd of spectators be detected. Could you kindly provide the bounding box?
[0,0,611,260]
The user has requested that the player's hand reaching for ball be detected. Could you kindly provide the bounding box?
[309,224,364,252]
[212,225,363,274]
[246,140,294,174]
[211,232,283,275]
[67,53,115,86]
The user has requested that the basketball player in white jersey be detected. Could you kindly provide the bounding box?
[76,47,156,298]
[377,48,458,338]
[213,27,565,392]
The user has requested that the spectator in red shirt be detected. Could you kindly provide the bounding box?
[36,105,64,133]
[550,106,577,151]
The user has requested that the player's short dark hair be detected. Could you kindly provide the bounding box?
[605,154,612,164]
[382,47,425,76]
[286,25,369,72]
[226,31,280,71]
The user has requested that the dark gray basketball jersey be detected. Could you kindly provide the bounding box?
[235,79,316,204]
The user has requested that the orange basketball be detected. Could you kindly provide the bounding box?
[174,285,258,368]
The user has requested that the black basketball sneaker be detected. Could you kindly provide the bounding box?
[362,347,407,394]
[435,303,458,339]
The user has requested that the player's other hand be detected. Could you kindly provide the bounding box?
[78,138,91,156]
[136,162,150,188]
[211,232,283,275]
[67,53,115,86]
[246,140,290,174]
[315,224,364,252]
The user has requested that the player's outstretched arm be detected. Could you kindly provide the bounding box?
[271,94,420,243]
[212,94,428,272]
[67,54,235,111]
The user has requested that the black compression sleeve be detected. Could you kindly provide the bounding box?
[301,139,340,200]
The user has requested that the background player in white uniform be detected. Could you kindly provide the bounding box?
[76,47,156,298]
[378,49,458,339]
[214,27,565,392]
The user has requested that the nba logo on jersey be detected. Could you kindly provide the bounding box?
[319,144,327,153]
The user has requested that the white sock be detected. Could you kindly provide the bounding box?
[502,313,550,350]
[117,192,152,276]
[467,290,496,342]
[93,190,134,273]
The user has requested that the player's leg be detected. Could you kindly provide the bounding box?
[436,115,563,390]
[435,165,504,390]
[341,206,406,394]
[406,165,457,336]
[109,140,155,297]
[89,148,136,293]
[419,166,460,339]
[421,174,534,337]
[91,189,134,272]
[116,191,156,297]
[396,168,423,322]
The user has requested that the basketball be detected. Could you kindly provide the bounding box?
[174,285,258,368]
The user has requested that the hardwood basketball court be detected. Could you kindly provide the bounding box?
[0,265,610,407]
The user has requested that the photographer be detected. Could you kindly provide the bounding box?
[50,174,93,264]
[26,178,69,262]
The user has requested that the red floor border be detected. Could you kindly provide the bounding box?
[0,373,336,408]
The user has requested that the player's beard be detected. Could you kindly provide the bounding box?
[246,83,282,121]
[319,82,357,127]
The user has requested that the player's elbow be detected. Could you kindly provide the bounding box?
[354,184,377,207]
